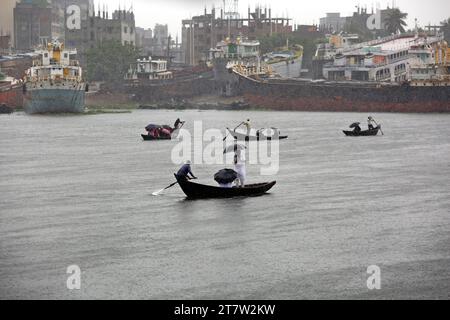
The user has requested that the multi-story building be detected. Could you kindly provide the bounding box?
[152,24,169,57]
[135,27,153,52]
[62,1,135,65]
[319,13,348,33]
[91,9,136,46]
[182,6,292,65]
[14,0,65,51]
[0,0,17,47]
[319,6,403,37]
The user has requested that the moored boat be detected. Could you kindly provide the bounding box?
[175,174,276,199]
[23,40,86,114]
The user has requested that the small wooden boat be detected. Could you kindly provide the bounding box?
[175,174,276,199]
[343,125,381,136]
[227,128,288,141]
[141,134,171,141]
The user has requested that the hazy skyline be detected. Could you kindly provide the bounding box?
[96,0,450,36]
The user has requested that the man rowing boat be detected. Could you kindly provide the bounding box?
[176,161,197,181]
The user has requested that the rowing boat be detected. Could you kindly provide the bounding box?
[226,128,288,141]
[175,174,276,199]
[141,134,172,141]
[343,125,381,136]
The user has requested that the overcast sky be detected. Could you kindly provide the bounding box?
[96,0,450,36]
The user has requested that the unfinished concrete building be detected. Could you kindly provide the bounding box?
[182,5,292,65]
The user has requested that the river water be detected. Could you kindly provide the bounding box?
[1,110,449,299]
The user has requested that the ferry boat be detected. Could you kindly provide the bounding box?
[23,40,86,114]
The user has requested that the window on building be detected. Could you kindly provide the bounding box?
[124,26,128,34]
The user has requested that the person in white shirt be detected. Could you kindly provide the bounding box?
[368,116,375,130]
[243,119,251,136]
[234,148,246,187]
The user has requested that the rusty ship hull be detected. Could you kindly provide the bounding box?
[237,75,450,113]
[0,82,23,110]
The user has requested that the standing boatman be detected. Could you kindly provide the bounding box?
[243,119,251,138]
[174,118,185,130]
[368,116,375,130]
[176,160,197,181]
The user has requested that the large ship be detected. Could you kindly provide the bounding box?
[23,40,86,114]
[123,56,214,102]
[234,32,450,113]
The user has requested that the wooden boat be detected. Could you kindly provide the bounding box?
[175,174,276,199]
[343,125,381,136]
[226,128,288,141]
[141,134,171,141]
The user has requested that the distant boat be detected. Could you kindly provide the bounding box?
[175,174,276,199]
[141,134,172,141]
[343,125,381,136]
[226,127,288,141]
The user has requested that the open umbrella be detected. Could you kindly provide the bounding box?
[145,124,161,131]
[214,169,238,184]
[349,122,361,128]
[223,143,246,154]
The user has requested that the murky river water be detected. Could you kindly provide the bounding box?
[1,110,449,299]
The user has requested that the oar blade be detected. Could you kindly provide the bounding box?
[152,189,165,196]
[152,181,179,196]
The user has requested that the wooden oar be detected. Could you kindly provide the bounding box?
[223,122,245,141]
[152,181,179,196]
[152,177,197,196]
[223,128,230,141]
[373,119,384,135]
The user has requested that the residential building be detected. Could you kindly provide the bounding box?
[0,0,17,47]
[14,0,65,50]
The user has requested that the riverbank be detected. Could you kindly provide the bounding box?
[86,92,251,111]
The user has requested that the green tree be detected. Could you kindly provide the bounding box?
[383,9,408,34]
[86,40,139,83]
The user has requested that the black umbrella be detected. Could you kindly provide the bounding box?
[349,122,361,128]
[214,169,238,184]
[145,124,161,131]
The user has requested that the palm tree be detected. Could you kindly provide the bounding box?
[383,9,408,34]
